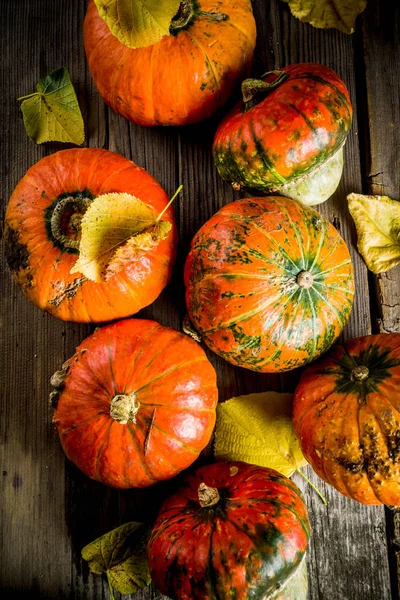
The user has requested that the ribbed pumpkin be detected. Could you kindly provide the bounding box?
[4,148,177,322]
[213,63,352,205]
[148,460,310,600]
[84,0,256,126]
[184,196,355,372]
[293,334,400,506]
[52,319,218,488]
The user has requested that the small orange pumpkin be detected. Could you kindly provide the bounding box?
[4,148,177,322]
[293,334,400,505]
[52,319,218,488]
[84,0,256,126]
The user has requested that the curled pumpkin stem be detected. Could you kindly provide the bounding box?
[242,70,289,108]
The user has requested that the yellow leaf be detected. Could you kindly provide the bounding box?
[214,391,307,478]
[282,0,367,34]
[348,193,400,274]
[17,67,84,145]
[95,0,181,49]
[82,522,151,595]
[70,192,171,282]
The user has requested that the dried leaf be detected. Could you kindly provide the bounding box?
[214,392,307,478]
[282,0,367,34]
[348,193,400,274]
[17,67,84,145]
[82,522,151,595]
[95,0,181,49]
[70,192,172,282]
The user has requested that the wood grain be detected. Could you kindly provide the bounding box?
[0,0,398,599]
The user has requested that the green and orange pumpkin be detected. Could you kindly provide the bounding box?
[184,196,354,372]
[4,148,177,322]
[293,333,400,506]
[84,0,256,127]
[213,64,352,205]
[52,319,218,488]
[148,460,310,600]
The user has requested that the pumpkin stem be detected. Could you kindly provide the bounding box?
[170,0,228,33]
[182,314,202,343]
[241,71,289,110]
[352,365,369,381]
[110,393,140,425]
[296,270,314,289]
[50,195,92,251]
[198,482,220,508]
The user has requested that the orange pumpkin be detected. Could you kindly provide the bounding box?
[293,334,400,505]
[4,148,177,322]
[184,196,355,372]
[52,319,218,488]
[84,0,256,126]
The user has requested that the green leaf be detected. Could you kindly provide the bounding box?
[348,193,400,274]
[95,0,181,49]
[17,68,85,145]
[81,522,152,596]
[282,0,367,34]
[214,391,307,478]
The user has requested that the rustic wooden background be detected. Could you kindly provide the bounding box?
[1,0,399,598]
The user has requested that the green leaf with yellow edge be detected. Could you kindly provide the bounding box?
[348,193,400,274]
[214,391,306,478]
[282,0,367,34]
[70,187,179,282]
[17,67,84,145]
[95,0,181,49]
[82,522,151,597]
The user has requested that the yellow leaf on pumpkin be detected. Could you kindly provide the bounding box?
[214,391,307,478]
[95,0,181,49]
[348,193,400,274]
[70,192,172,282]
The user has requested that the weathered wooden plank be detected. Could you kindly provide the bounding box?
[362,1,400,597]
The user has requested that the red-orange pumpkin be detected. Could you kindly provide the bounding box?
[293,334,400,505]
[4,148,177,322]
[84,0,256,126]
[184,196,355,372]
[52,319,218,488]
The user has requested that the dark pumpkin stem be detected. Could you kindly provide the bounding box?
[242,70,289,110]
[297,270,314,289]
[352,366,369,381]
[170,0,227,33]
[198,483,220,508]
[110,393,140,425]
[183,314,202,343]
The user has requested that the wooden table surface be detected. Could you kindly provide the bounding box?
[1,1,399,598]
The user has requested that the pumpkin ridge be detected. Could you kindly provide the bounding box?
[237,497,310,538]
[121,323,161,391]
[142,330,184,371]
[106,337,118,396]
[187,29,221,103]
[309,224,336,272]
[274,199,307,268]
[150,421,200,454]
[314,258,353,278]
[310,286,346,328]
[229,212,299,271]
[95,420,114,480]
[133,356,209,395]
[249,121,287,185]
[290,74,351,116]
[58,410,109,435]
[126,421,158,483]
[279,100,323,149]
[307,288,319,358]
[360,411,392,505]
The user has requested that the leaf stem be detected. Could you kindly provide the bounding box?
[17,92,39,102]
[296,468,328,505]
[107,572,115,600]
[156,184,183,222]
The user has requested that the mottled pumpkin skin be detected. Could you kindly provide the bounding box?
[84,0,256,127]
[53,319,218,488]
[184,196,354,372]
[213,63,352,191]
[293,334,400,505]
[148,461,310,600]
[4,148,177,322]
